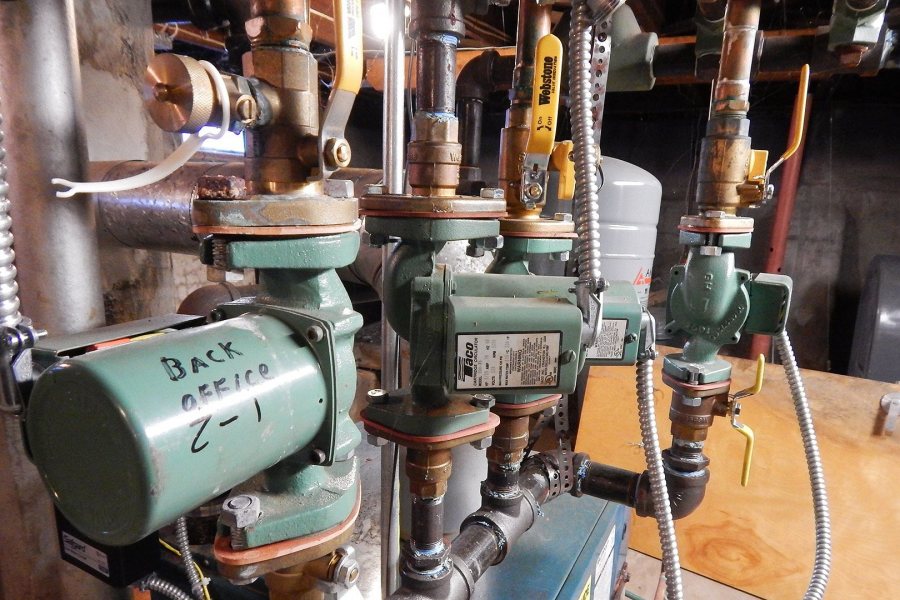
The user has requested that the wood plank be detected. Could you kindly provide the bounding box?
[576,347,900,599]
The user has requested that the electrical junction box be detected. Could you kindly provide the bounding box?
[473,495,631,600]
[54,509,159,587]
[448,294,584,395]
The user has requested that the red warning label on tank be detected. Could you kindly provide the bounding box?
[633,268,652,287]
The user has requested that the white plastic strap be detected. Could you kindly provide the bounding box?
[52,60,231,198]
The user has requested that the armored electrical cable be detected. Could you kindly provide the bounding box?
[775,331,832,600]
[636,357,683,600]
[174,516,206,600]
[140,574,194,600]
[567,0,602,286]
[0,99,21,327]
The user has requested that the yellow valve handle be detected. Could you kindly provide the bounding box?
[765,64,810,180]
[526,34,564,157]
[550,141,575,201]
[333,0,364,95]
[732,421,755,487]
[733,354,765,401]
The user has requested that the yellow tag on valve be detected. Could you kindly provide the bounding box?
[526,34,564,157]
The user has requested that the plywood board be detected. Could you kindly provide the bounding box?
[576,347,900,599]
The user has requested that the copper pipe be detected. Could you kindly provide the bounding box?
[694,0,762,213]
[710,0,761,120]
[749,93,812,360]
[498,0,552,217]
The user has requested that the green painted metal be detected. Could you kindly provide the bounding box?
[486,237,573,276]
[218,232,363,546]
[828,0,888,51]
[363,392,491,436]
[26,314,329,546]
[664,232,793,384]
[27,231,364,550]
[744,273,793,336]
[584,280,643,367]
[664,245,750,383]
[366,216,499,242]
[226,233,360,270]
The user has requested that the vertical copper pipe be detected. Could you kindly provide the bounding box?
[694,0,762,213]
[498,0,552,217]
[749,94,812,359]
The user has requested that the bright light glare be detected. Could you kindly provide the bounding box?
[369,2,391,40]
[182,128,245,154]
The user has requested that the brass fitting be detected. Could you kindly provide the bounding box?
[242,43,320,194]
[669,389,730,442]
[405,448,453,498]
[408,114,462,197]
[486,415,530,467]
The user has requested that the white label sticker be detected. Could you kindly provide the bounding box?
[586,319,628,360]
[455,332,560,389]
[594,525,617,596]
[62,531,110,576]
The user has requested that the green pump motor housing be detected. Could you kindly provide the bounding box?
[25,312,333,547]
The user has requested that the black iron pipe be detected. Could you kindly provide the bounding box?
[388,453,553,600]
[573,452,709,521]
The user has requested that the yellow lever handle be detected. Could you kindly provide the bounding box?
[765,64,810,179]
[732,421,755,487]
[526,34,563,157]
[550,141,575,201]
[733,354,765,401]
[333,0,364,95]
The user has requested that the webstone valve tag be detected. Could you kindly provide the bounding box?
[455,332,561,390]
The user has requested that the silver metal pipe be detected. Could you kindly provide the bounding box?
[0,0,105,335]
[0,99,21,327]
[92,161,242,254]
[380,0,406,594]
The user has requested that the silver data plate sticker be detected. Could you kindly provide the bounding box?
[61,531,110,577]
[586,319,627,360]
[456,332,561,389]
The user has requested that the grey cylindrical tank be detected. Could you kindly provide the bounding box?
[596,156,662,306]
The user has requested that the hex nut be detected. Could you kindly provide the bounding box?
[472,394,495,409]
[366,433,387,446]
[221,495,262,529]
[480,188,504,199]
[553,212,573,222]
[470,436,493,450]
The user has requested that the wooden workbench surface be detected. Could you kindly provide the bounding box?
[577,347,900,599]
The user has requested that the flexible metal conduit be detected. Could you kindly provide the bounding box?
[636,358,683,600]
[175,517,203,600]
[0,100,20,327]
[775,331,832,600]
[141,575,193,600]
[568,0,604,286]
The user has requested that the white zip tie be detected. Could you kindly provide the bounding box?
[52,60,231,198]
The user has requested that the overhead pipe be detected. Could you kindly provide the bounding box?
[456,51,514,194]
